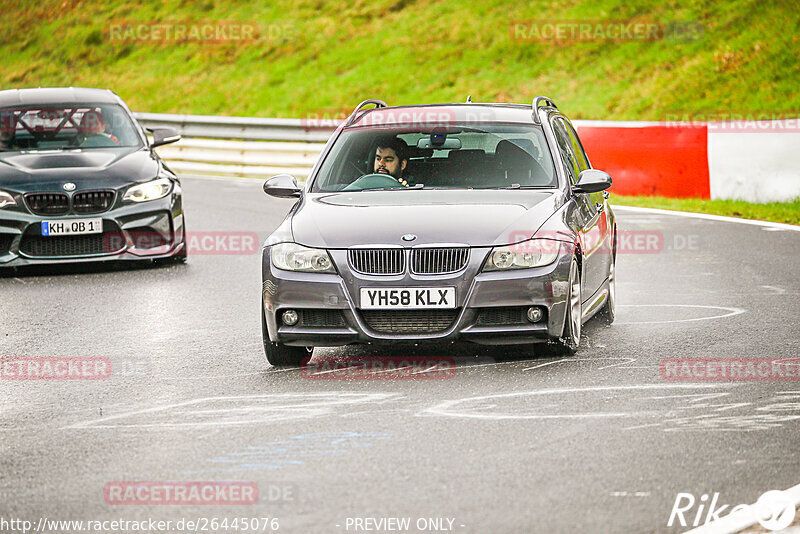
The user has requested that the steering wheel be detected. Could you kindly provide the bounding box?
[343,173,403,191]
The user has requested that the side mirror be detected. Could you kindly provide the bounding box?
[148,127,181,148]
[572,169,612,194]
[264,174,303,198]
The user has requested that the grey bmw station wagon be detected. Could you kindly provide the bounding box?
[261,97,616,366]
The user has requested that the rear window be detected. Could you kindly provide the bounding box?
[311,123,556,192]
[0,104,142,152]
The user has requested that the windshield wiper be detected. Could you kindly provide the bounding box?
[354,184,425,192]
[483,184,553,190]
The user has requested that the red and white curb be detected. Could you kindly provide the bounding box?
[574,120,800,203]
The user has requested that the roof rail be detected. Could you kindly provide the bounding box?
[345,99,388,127]
[531,95,557,124]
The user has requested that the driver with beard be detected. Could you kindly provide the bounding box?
[373,137,412,187]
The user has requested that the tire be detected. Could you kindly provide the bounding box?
[264,343,313,367]
[173,219,188,263]
[154,241,186,265]
[547,258,581,355]
[597,254,615,325]
[161,221,187,264]
[261,304,313,367]
[171,240,188,264]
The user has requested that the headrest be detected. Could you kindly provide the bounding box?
[0,113,15,134]
[447,149,485,162]
[495,139,534,164]
[497,138,538,158]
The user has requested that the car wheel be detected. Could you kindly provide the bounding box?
[548,258,581,355]
[597,255,615,325]
[261,304,313,367]
[172,221,188,263]
[264,343,313,367]
[171,240,188,264]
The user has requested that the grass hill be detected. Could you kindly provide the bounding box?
[1,0,798,119]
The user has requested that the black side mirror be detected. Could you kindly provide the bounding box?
[148,127,181,148]
[572,169,612,194]
[264,174,303,198]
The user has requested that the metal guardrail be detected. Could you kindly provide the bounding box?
[131,112,662,181]
[132,112,616,180]
[134,112,338,179]
[136,112,800,201]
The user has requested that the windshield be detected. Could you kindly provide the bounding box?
[0,103,142,152]
[311,123,556,192]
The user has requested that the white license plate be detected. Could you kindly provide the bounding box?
[360,287,456,309]
[41,218,103,236]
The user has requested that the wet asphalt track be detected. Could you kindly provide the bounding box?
[1,176,799,534]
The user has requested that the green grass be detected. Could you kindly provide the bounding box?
[611,195,800,225]
[1,1,799,119]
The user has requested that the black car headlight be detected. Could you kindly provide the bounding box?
[271,243,335,273]
[483,239,560,271]
[123,178,173,203]
[0,190,16,209]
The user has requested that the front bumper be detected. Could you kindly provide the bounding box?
[261,245,572,347]
[0,193,184,267]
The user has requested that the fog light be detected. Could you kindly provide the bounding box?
[282,310,299,326]
[526,306,544,323]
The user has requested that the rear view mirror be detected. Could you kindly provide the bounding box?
[264,174,303,198]
[572,169,612,194]
[417,137,462,150]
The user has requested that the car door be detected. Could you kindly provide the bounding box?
[562,118,612,294]
[551,117,605,299]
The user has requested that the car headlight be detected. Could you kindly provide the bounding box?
[123,178,172,203]
[271,243,335,273]
[0,190,16,209]
[483,239,560,271]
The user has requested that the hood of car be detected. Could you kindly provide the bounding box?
[290,189,563,248]
[0,147,161,192]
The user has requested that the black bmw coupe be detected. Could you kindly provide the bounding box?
[0,87,186,268]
